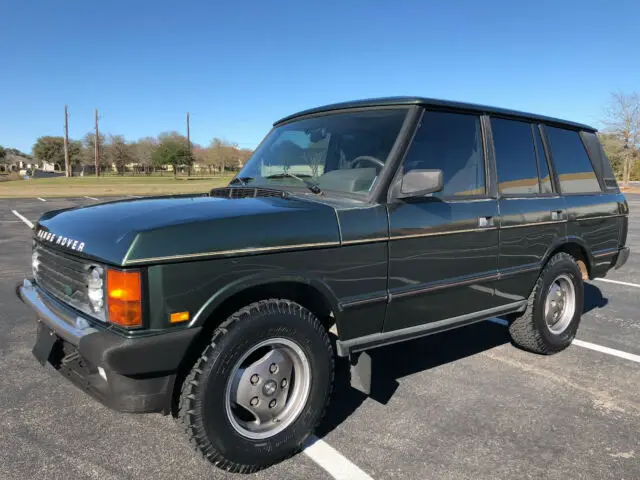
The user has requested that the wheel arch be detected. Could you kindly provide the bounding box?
[190,273,341,331]
[170,275,340,417]
[542,236,592,280]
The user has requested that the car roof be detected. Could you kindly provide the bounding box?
[274,96,597,132]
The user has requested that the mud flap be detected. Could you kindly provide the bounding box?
[349,351,371,395]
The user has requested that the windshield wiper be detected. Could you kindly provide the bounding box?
[265,173,323,195]
[229,176,254,186]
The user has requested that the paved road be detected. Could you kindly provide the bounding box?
[1,195,638,479]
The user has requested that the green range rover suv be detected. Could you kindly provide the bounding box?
[17,97,630,472]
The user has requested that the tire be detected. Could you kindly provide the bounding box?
[509,252,584,354]
[178,299,334,473]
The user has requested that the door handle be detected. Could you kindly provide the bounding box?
[478,216,494,228]
[551,210,565,221]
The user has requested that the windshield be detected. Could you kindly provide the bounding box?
[235,108,408,196]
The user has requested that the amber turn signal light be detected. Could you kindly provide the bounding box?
[106,269,142,327]
[170,311,190,323]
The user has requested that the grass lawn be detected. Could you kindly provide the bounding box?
[0,175,234,198]
[3,174,639,198]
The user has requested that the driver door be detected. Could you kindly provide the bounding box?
[384,110,500,332]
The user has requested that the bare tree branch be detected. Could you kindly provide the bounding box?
[602,92,640,186]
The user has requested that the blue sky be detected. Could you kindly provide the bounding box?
[1,0,639,153]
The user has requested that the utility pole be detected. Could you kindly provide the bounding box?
[186,112,191,147]
[63,105,70,177]
[186,112,191,176]
[94,108,100,177]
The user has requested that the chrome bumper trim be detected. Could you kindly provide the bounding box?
[16,279,98,346]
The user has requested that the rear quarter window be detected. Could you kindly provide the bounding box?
[545,126,601,194]
[581,132,619,192]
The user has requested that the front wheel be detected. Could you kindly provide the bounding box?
[509,252,584,354]
[178,299,334,473]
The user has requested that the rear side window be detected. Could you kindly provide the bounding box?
[545,126,601,194]
[492,118,540,194]
[403,111,485,197]
[581,132,619,192]
[533,126,553,193]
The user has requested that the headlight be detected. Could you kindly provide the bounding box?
[86,266,105,313]
[32,251,40,276]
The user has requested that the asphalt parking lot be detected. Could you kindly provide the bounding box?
[1,195,638,479]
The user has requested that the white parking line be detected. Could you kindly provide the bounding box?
[594,278,640,289]
[84,196,100,201]
[573,339,640,364]
[37,197,46,202]
[302,436,373,480]
[11,210,34,229]
[488,318,640,364]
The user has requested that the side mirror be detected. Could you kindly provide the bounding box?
[398,169,443,198]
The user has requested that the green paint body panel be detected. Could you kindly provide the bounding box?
[37,194,341,265]
[34,189,629,343]
[31,100,630,348]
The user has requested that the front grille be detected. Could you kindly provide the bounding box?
[209,187,288,199]
[34,244,95,318]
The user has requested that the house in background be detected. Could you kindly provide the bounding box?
[41,160,59,172]
[1,155,38,173]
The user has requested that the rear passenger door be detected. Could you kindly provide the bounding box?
[544,126,621,274]
[491,118,567,304]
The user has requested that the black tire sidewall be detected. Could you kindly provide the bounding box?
[199,307,332,466]
[533,257,584,349]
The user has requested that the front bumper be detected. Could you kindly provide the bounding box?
[16,279,201,414]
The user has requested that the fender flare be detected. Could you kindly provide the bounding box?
[189,271,342,328]
[541,235,594,272]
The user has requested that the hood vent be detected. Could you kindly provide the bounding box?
[209,187,289,200]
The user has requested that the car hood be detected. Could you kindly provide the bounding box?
[35,194,341,266]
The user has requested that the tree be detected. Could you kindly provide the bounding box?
[599,133,626,179]
[192,147,211,174]
[6,147,31,158]
[33,136,66,167]
[205,137,223,172]
[603,92,640,187]
[80,132,107,169]
[237,148,253,168]
[152,132,193,177]
[68,140,82,166]
[131,137,158,174]
[0,145,5,161]
[207,137,240,174]
[105,135,134,174]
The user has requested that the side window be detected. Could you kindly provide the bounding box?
[492,118,540,194]
[545,126,601,194]
[533,125,553,193]
[581,131,619,192]
[403,111,485,197]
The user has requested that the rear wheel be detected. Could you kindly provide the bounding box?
[509,252,584,354]
[178,299,334,473]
